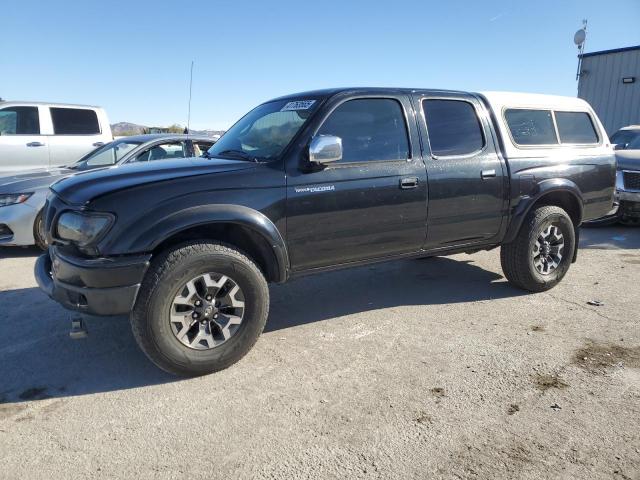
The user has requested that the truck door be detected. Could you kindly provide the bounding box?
[286,95,427,271]
[48,107,106,167]
[0,105,50,172]
[416,94,507,249]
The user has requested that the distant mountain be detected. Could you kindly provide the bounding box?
[110,122,146,135]
[111,122,225,138]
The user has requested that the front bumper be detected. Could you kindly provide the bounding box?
[0,201,38,246]
[35,247,151,316]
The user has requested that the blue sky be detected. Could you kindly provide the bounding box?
[1,0,639,130]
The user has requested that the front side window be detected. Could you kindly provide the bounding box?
[207,99,320,161]
[555,111,599,144]
[51,107,100,135]
[0,106,40,135]
[76,140,142,168]
[504,109,558,145]
[423,99,484,156]
[135,141,188,162]
[317,98,409,163]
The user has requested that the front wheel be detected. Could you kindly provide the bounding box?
[33,210,48,250]
[501,206,576,292]
[131,242,269,376]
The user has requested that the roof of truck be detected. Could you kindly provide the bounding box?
[269,87,469,102]
[0,100,104,109]
[479,91,594,112]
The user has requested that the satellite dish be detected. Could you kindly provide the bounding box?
[574,29,586,46]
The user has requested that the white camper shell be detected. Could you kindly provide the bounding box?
[479,91,611,159]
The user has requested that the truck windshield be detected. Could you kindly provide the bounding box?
[206,99,320,161]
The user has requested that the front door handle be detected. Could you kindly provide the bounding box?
[481,169,496,179]
[400,177,419,189]
[93,142,105,147]
[26,142,46,147]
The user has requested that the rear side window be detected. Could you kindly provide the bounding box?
[318,98,409,162]
[0,106,40,135]
[192,141,214,157]
[423,99,484,156]
[504,109,557,145]
[555,112,598,144]
[51,108,100,135]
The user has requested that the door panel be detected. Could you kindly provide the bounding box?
[417,95,507,248]
[0,105,50,172]
[47,107,106,167]
[286,95,427,270]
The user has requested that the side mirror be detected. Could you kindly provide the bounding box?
[309,135,342,165]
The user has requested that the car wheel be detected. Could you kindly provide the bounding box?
[33,210,48,250]
[131,242,269,377]
[500,206,575,292]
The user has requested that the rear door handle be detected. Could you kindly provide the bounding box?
[400,177,419,189]
[26,142,46,147]
[481,169,496,179]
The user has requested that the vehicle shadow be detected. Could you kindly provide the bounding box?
[266,256,524,333]
[0,287,175,406]
[579,224,640,250]
[0,246,42,259]
[0,255,522,404]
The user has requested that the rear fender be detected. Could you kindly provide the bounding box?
[504,178,583,245]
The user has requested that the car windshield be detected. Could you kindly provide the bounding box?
[206,99,320,161]
[72,140,142,169]
[610,129,640,149]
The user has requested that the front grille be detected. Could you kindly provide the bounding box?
[623,171,640,191]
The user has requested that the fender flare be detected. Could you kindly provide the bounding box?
[503,178,584,244]
[123,204,289,282]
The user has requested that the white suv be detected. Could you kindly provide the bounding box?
[0,101,112,172]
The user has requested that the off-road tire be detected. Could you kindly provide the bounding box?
[131,242,269,376]
[33,210,48,250]
[501,206,575,292]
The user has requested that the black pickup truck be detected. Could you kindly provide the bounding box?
[36,88,616,376]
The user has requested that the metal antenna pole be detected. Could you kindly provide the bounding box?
[576,19,587,82]
[187,60,194,133]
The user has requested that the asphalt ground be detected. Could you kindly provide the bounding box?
[1,225,639,479]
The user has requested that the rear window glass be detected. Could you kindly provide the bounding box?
[504,109,557,145]
[423,99,485,156]
[555,111,598,144]
[51,108,100,135]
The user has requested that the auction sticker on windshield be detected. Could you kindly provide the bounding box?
[281,100,316,111]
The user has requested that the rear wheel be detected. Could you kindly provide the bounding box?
[501,206,575,292]
[131,242,269,376]
[33,210,48,250]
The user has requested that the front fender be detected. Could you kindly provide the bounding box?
[504,178,584,244]
[102,204,289,282]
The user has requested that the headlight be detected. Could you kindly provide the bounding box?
[56,211,114,246]
[0,193,33,207]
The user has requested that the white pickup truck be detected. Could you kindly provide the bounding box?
[0,101,113,172]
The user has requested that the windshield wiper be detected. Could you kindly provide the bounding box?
[213,149,259,162]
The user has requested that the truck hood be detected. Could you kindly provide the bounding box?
[51,157,257,205]
[0,167,74,194]
[615,150,640,171]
